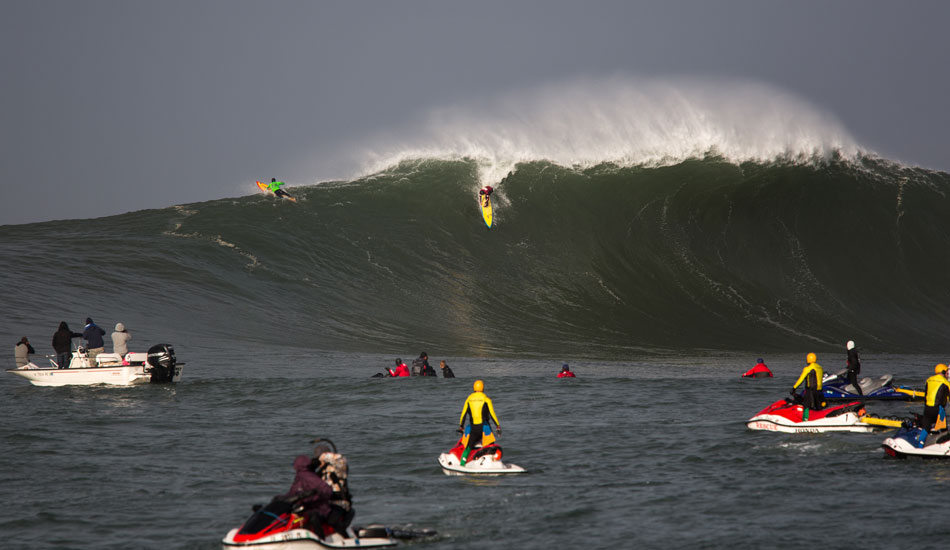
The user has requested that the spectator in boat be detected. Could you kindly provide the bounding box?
[52,322,82,369]
[845,340,863,396]
[440,360,455,378]
[279,454,332,534]
[742,358,773,378]
[111,323,132,357]
[392,358,410,377]
[557,364,576,378]
[82,317,106,359]
[791,352,824,413]
[14,337,35,368]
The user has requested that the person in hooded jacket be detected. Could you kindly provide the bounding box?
[52,322,82,369]
[82,317,106,359]
[111,323,132,357]
[392,358,410,377]
[279,455,333,534]
[15,337,35,368]
[845,340,863,396]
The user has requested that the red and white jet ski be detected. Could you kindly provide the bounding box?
[437,435,526,475]
[746,396,883,433]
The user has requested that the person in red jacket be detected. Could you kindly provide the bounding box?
[392,358,410,377]
[557,364,576,378]
[742,358,773,378]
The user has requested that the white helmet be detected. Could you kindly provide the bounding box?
[846,340,855,350]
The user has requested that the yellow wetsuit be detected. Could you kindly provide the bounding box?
[793,361,824,412]
[459,391,500,428]
[459,391,501,464]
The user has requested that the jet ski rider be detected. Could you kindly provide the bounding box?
[458,380,501,465]
[279,455,332,535]
[845,340,863,396]
[790,352,824,417]
[918,364,950,447]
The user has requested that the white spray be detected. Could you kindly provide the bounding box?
[355,75,865,185]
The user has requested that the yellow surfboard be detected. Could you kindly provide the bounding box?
[480,193,493,228]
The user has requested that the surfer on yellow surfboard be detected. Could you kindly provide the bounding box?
[479,185,494,228]
[256,178,297,202]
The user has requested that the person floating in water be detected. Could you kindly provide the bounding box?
[458,380,501,465]
[268,178,295,200]
[742,358,773,378]
[557,364,576,378]
[479,185,493,207]
[440,360,455,378]
[791,352,824,417]
[391,358,410,377]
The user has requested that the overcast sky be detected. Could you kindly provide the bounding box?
[2,0,948,226]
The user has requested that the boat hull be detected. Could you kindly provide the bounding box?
[6,364,182,386]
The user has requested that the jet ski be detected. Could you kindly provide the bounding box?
[746,395,896,433]
[882,426,950,458]
[438,433,526,475]
[818,370,923,401]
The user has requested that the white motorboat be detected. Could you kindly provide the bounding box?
[6,344,183,386]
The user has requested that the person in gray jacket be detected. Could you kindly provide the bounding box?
[15,337,35,368]
[111,323,132,356]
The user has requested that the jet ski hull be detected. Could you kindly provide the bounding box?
[438,437,525,475]
[746,398,877,433]
[882,428,950,458]
[222,525,396,549]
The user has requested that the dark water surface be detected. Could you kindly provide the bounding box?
[3,349,948,550]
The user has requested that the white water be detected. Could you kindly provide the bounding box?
[355,75,865,185]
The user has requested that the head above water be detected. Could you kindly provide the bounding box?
[473,380,484,392]
[847,340,855,350]
[806,352,817,364]
[756,358,764,364]
[562,364,570,371]
[420,352,427,358]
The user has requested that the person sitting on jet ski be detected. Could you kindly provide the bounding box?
[845,340,863,396]
[458,379,502,465]
[392,358,410,377]
[918,364,950,447]
[278,455,332,535]
[742,358,773,378]
[791,352,824,413]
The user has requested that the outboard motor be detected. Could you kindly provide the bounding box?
[147,344,177,383]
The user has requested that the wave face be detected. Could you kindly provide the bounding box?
[4,156,950,357]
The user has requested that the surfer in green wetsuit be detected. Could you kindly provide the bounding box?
[268,178,294,200]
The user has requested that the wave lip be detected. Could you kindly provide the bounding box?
[360,75,865,184]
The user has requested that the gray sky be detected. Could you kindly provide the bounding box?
[2,0,948,226]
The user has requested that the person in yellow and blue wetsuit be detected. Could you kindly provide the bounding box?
[790,352,824,419]
[458,380,501,465]
[918,364,950,447]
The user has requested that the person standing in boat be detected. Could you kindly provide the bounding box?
[82,317,106,359]
[790,352,824,413]
[14,337,35,368]
[111,323,132,357]
[440,360,455,378]
[458,380,502,465]
[52,322,82,369]
[845,340,863,396]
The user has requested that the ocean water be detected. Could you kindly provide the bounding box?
[4,155,950,549]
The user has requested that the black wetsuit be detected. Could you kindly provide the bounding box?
[442,365,455,378]
[846,348,863,396]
